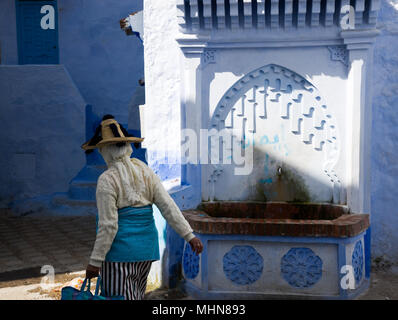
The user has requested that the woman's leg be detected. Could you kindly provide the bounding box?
[101,261,129,298]
[101,260,152,300]
[125,260,152,300]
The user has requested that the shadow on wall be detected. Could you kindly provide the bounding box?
[0,65,86,208]
[198,61,347,205]
[57,0,144,118]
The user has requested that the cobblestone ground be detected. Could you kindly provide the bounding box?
[0,209,397,300]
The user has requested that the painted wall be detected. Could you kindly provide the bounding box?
[57,0,144,119]
[0,65,86,207]
[371,0,398,264]
[142,0,182,181]
[0,0,144,119]
[0,0,144,207]
[0,0,18,64]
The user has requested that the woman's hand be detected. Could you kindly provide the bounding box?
[85,264,100,279]
[189,237,204,255]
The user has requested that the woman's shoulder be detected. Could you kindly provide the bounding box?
[130,158,157,181]
[130,157,151,171]
[97,168,118,189]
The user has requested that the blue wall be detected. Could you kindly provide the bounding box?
[57,0,144,119]
[0,65,86,207]
[371,0,398,264]
[0,0,18,64]
[0,0,144,119]
[0,0,144,208]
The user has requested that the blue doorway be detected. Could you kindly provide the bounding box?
[16,0,59,64]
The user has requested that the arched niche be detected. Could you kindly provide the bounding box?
[203,64,344,204]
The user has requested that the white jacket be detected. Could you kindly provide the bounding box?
[89,144,195,267]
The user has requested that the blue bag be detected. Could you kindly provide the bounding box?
[61,276,124,300]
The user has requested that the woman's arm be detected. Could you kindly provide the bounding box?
[149,171,195,242]
[88,174,119,268]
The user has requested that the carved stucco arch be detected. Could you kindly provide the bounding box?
[208,64,343,204]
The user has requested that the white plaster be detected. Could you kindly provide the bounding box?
[143,0,183,169]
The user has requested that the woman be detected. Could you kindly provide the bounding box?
[82,115,203,300]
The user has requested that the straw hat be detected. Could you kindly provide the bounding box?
[81,115,144,151]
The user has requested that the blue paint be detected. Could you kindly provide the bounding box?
[183,242,200,279]
[260,135,270,144]
[371,1,398,263]
[184,231,369,300]
[200,235,209,292]
[0,0,145,209]
[280,247,323,288]
[16,0,59,64]
[165,183,201,288]
[338,243,348,299]
[223,245,263,285]
[260,153,272,184]
[166,226,185,288]
[0,65,86,208]
[57,0,144,118]
[1,0,145,118]
[364,227,371,279]
[352,240,364,285]
[244,134,280,148]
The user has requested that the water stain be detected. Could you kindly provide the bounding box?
[257,163,311,203]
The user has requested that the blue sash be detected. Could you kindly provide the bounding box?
[96,205,160,262]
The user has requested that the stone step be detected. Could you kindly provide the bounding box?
[68,181,97,201]
[52,193,96,208]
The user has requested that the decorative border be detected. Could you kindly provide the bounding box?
[352,240,364,284]
[327,46,349,67]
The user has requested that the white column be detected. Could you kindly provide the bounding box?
[180,49,204,185]
[345,46,371,214]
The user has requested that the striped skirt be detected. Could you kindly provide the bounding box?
[101,261,152,300]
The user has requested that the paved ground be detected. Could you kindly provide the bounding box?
[0,209,94,276]
[0,208,397,300]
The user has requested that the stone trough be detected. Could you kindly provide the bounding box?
[182,201,370,299]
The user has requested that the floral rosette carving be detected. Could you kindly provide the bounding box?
[223,245,264,285]
[352,240,364,284]
[281,247,323,288]
[183,242,200,279]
